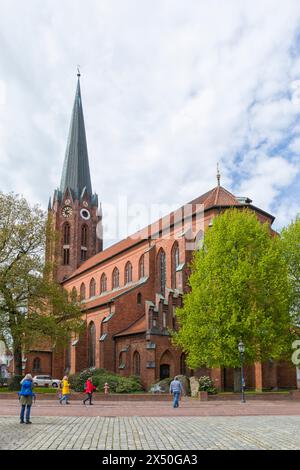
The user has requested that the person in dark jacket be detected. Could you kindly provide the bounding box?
[83,377,97,405]
[169,376,184,408]
[18,374,36,424]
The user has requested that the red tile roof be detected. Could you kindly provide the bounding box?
[64,236,144,283]
[114,316,147,337]
[189,185,241,208]
[63,184,273,282]
[81,278,148,311]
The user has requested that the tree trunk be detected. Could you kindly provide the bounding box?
[13,346,23,376]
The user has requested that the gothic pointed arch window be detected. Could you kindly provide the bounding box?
[112,267,119,289]
[158,249,166,295]
[63,223,71,245]
[88,321,96,368]
[71,287,77,302]
[133,351,141,376]
[171,242,180,288]
[89,278,96,298]
[63,248,70,265]
[100,273,107,293]
[139,254,145,279]
[80,282,86,301]
[81,224,88,247]
[33,357,41,372]
[180,352,187,376]
[125,261,132,284]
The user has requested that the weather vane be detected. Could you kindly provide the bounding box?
[77,65,81,78]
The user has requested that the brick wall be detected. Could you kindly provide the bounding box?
[26,351,52,376]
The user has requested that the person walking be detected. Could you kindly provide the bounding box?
[169,376,184,408]
[83,377,97,405]
[18,374,36,424]
[59,376,71,405]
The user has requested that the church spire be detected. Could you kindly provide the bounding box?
[60,73,92,199]
[217,162,221,186]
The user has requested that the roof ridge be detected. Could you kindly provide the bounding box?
[63,184,273,283]
[214,185,220,205]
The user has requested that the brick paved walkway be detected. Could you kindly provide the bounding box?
[1,397,300,416]
[1,415,300,450]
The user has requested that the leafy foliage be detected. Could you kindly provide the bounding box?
[198,376,217,394]
[8,374,22,391]
[281,216,300,328]
[0,192,83,374]
[173,209,294,369]
[69,367,143,393]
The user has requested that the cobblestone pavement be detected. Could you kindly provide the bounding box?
[1,415,300,449]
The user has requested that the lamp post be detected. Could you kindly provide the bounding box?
[238,340,246,403]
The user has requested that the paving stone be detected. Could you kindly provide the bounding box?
[1,415,300,450]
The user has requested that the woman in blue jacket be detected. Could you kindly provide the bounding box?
[18,374,36,424]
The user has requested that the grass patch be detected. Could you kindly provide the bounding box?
[0,387,59,394]
[214,390,291,395]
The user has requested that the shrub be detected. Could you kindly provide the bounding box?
[68,368,105,392]
[198,376,217,395]
[8,375,23,391]
[0,377,7,387]
[90,373,120,393]
[68,368,143,393]
[115,376,143,393]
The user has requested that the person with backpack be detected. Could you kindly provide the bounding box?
[18,374,36,424]
[83,377,97,405]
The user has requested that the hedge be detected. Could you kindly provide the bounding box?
[68,368,143,393]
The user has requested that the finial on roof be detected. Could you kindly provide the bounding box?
[217,162,221,186]
[77,65,81,78]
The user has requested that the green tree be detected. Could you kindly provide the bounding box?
[0,192,83,375]
[173,209,294,370]
[281,216,300,327]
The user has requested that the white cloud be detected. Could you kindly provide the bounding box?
[0,0,300,241]
[290,137,300,153]
[236,156,297,209]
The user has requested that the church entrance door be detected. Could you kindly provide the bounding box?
[160,364,170,380]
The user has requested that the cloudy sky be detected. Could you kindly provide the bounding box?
[1,0,300,244]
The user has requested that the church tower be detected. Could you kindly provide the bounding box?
[48,72,103,283]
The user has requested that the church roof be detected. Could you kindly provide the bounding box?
[60,76,93,198]
[63,184,275,283]
[189,185,242,208]
[81,277,149,311]
[114,316,147,337]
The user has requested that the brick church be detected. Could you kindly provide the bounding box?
[26,74,297,391]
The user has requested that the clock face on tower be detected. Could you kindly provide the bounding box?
[80,208,91,220]
[62,206,73,218]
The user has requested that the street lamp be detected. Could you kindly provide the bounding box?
[238,340,246,403]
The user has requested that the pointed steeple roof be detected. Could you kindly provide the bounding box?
[60,75,92,199]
